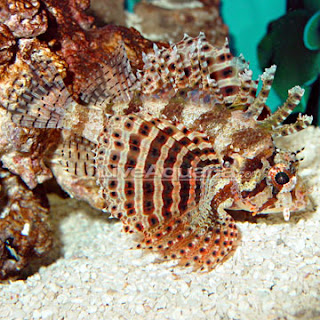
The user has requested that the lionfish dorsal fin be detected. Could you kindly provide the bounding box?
[229,68,258,108]
[259,86,312,136]
[272,114,313,137]
[3,57,77,129]
[245,65,277,118]
[80,42,140,108]
[139,34,255,106]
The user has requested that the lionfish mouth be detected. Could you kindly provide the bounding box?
[251,185,311,221]
[228,178,312,221]
[263,186,312,220]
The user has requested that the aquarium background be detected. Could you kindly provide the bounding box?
[221,0,286,112]
[126,0,320,125]
[221,0,320,125]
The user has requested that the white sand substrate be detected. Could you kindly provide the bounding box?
[0,126,319,320]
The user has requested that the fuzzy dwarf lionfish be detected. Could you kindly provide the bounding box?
[5,33,312,270]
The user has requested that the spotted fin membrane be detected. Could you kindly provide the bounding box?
[4,34,312,271]
[92,114,237,269]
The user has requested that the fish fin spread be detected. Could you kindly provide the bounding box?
[272,113,313,136]
[4,58,77,129]
[139,34,254,108]
[5,43,140,130]
[247,65,277,119]
[141,209,238,271]
[49,132,107,210]
[92,113,235,269]
[259,86,312,136]
[80,42,140,109]
[50,133,97,178]
[93,113,217,220]
[236,65,276,118]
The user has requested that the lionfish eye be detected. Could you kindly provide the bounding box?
[268,164,296,192]
[275,172,290,185]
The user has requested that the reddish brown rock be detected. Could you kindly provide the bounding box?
[0,0,48,38]
[0,23,15,64]
[89,0,126,26]
[0,169,52,281]
[0,39,65,189]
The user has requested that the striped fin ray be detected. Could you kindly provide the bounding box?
[259,86,312,135]
[94,114,216,220]
[141,170,238,271]
[230,68,258,108]
[80,43,140,109]
[272,114,313,137]
[203,38,248,105]
[139,34,251,107]
[93,114,235,269]
[175,34,224,101]
[138,44,164,95]
[4,58,77,129]
[50,133,97,177]
[150,209,237,271]
[174,34,244,98]
[142,113,218,161]
[245,65,277,119]
[176,34,202,88]
[48,133,107,210]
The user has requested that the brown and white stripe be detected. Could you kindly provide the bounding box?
[92,113,237,270]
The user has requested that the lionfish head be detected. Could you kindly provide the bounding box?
[223,77,312,220]
[228,145,310,221]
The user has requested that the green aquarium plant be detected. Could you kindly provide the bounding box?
[257,0,320,124]
[222,0,320,125]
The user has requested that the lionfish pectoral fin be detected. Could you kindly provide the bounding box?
[4,57,77,129]
[139,209,238,271]
[49,133,97,178]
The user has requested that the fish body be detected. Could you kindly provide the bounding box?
[4,34,312,270]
